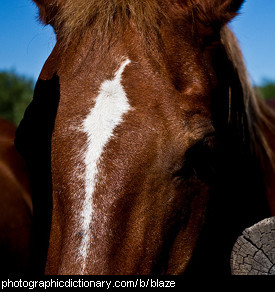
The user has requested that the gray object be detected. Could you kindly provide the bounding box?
[231,217,275,275]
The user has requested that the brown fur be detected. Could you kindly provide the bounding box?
[35,0,166,53]
[35,0,242,36]
[190,0,243,25]
[34,0,243,49]
[25,0,275,275]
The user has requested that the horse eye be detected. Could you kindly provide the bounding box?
[174,135,217,182]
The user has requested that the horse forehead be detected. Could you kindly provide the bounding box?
[102,60,208,125]
[53,49,213,150]
[78,58,212,153]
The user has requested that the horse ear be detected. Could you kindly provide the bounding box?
[32,0,59,27]
[214,0,244,23]
[190,0,244,27]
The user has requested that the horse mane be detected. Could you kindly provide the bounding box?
[39,0,165,49]
[221,26,275,170]
[37,0,238,48]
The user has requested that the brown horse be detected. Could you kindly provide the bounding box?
[15,0,275,275]
[0,118,32,274]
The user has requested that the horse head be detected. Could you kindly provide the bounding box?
[17,0,273,275]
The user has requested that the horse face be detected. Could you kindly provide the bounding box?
[31,0,244,275]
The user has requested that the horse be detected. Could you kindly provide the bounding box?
[0,118,32,274]
[15,0,275,275]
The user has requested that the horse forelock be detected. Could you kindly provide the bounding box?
[36,0,166,48]
[33,0,250,70]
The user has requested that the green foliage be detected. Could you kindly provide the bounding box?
[0,70,34,125]
[256,80,275,100]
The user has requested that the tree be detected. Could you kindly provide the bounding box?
[0,70,34,126]
[256,80,275,100]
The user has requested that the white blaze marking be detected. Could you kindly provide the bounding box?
[79,58,131,271]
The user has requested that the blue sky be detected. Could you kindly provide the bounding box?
[0,0,275,85]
